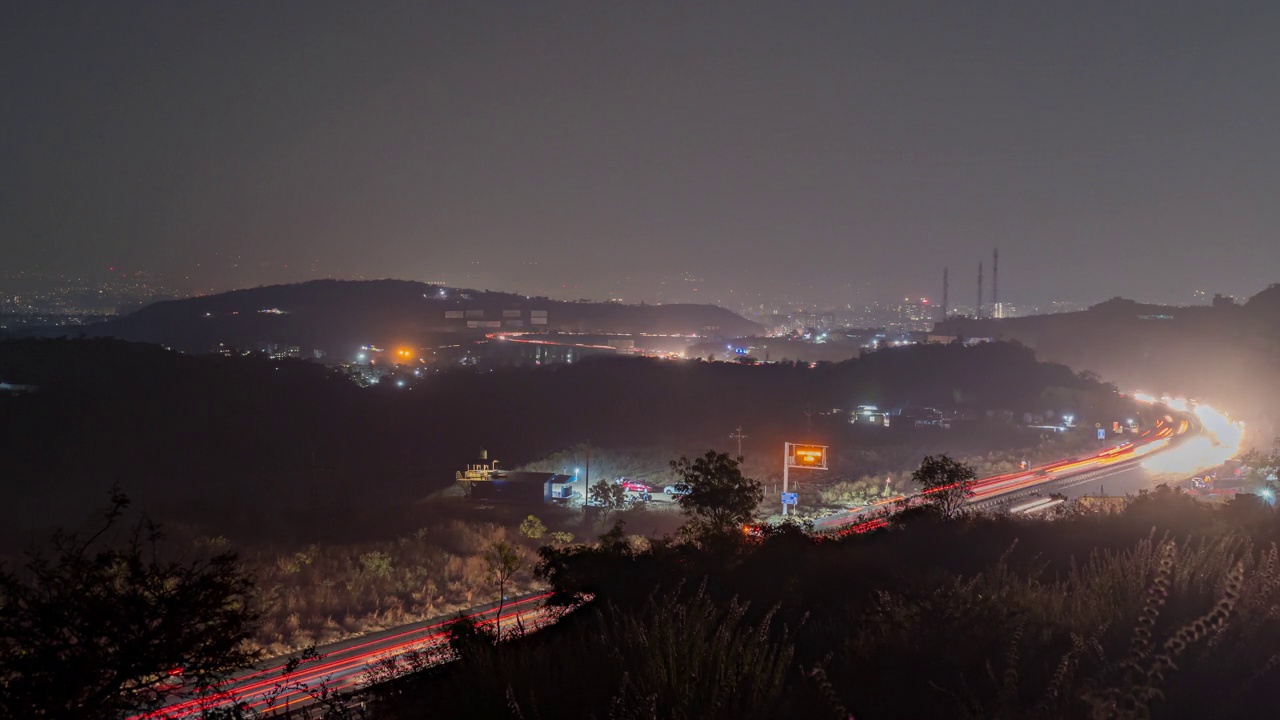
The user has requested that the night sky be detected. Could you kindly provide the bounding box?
[4,1,1279,305]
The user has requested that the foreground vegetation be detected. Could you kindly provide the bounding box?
[369,487,1280,719]
[8,446,1280,718]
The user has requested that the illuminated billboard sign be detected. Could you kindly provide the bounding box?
[788,444,828,469]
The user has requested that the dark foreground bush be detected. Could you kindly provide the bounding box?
[371,588,798,719]
[366,493,1280,719]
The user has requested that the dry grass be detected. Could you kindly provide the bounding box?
[246,519,543,655]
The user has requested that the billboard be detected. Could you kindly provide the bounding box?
[788,444,828,469]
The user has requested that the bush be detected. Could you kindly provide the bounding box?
[369,490,1280,719]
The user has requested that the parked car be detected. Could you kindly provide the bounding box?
[619,479,653,493]
[663,483,692,496]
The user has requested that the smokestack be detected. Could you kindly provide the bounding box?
[992,247,1000,319]
[942,267,949,322]
[977,262,984,319]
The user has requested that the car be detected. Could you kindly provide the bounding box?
[618,480,653,493]
[663,483,692,496]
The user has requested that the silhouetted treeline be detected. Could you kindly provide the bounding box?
[0,338,1122,544]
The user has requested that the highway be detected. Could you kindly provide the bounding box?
[814,410,1194,535]
[139,593,553,718]
[142,398,1236,717]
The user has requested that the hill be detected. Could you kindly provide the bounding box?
[0,338,1130,544]
[25,279,762,357]
[937,283,1280,435]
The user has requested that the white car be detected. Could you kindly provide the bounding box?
[663,483,691,496]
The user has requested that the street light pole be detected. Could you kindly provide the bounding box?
[582,445,591,519]
[782,442,789,517]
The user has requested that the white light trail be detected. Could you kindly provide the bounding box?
[1141,400,1244,475]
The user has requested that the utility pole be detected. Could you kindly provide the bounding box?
[730,427,748,458]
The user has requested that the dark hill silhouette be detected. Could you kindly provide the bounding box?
[936,283,1280,434]
[28,279,762,356]
[1244,282,1280,315]
[0,338,1123,545]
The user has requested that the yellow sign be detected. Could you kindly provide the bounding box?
[789,444,828,469]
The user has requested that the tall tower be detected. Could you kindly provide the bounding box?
[992,247,1000,319]
[977,262,985,319]
[942,266,949,322]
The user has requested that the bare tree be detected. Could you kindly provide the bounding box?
[483,540,524,641]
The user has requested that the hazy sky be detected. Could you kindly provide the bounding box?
[4,1,1279,306]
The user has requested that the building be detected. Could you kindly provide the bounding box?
[468,337,617,367]
[444,307,549,327]
[851,405,891,427]
[463,471,576,504]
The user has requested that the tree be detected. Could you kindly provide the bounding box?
[588,479,627,527]
[519,515,547,540]
[483,540,524,641]
[671,450,763,538]
[909,454,977,518]
[0,491,259,719]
